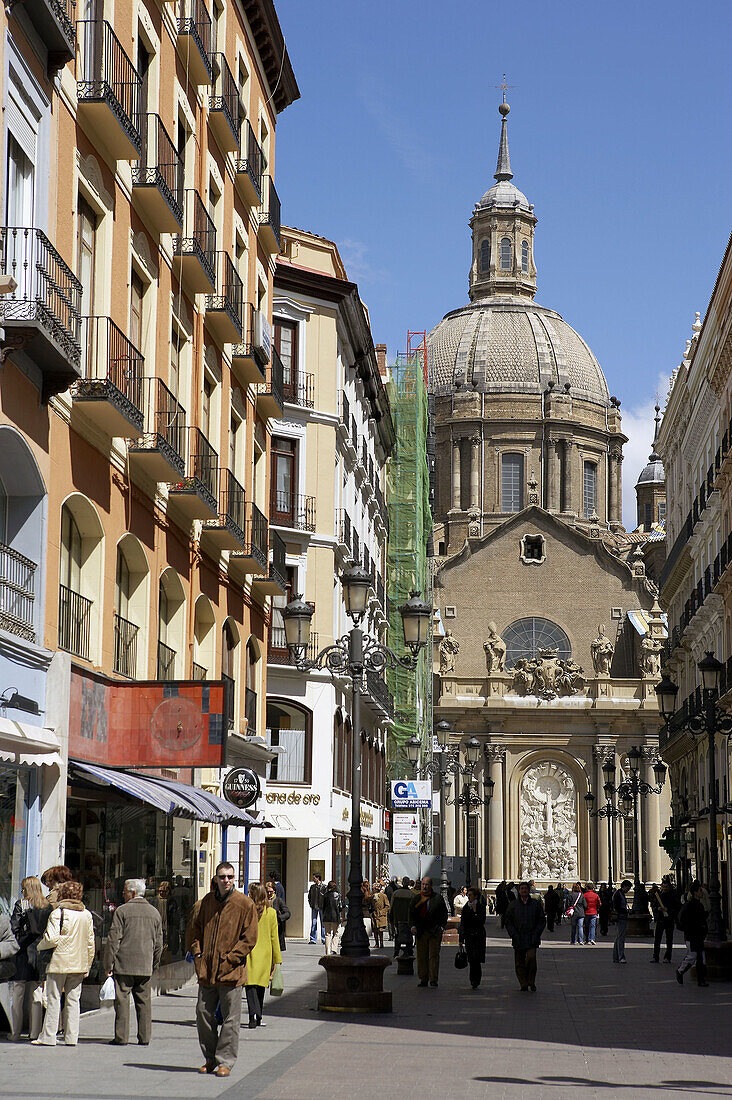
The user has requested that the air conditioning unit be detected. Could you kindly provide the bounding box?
[252,309,271,366]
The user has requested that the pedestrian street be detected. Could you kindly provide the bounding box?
[1,925,730,1100]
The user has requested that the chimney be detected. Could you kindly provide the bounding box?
[375,343,388,377]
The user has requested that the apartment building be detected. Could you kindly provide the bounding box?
[244,227,395,937]
[0,0,298,982]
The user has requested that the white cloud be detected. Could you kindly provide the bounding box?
[339,238,391,286]
[621,372,671,530]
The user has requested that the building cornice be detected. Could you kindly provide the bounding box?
[238,0,300,113]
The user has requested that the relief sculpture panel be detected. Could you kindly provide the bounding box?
[520,761,578,880]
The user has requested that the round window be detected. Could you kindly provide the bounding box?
[502,617,571,667]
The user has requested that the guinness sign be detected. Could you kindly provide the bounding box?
[222,767,261,810]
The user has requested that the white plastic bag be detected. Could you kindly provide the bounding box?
[99,975,115,1004]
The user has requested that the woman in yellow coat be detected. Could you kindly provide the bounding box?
[245,882,282,1028]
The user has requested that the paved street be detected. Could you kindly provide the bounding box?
[1,921,730,1100]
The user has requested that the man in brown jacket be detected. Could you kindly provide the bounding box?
[103,879,163,1045]
[188,861,258,1077]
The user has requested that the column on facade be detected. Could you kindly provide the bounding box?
[451,435,462,510]
[547,438,561,511]
[470,434,481,510]
[612,450,623,524]
[594,745,614,883]
[485,744,505,882]
[642,746,663,882]
[607,448,622,524]
[562,439,573,512]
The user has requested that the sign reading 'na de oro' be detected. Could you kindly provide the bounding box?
[222,767,261,809]
[391,779,432,809]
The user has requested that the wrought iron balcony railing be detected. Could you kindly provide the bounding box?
[173,190,216,291]
[0,542,36,642]
[337,509,352,553]
[244,686,256,732]
[192,661,207,680]
[58,583,92,659]
[366,669,394,719]
[269,490,316,532]
[73,316,144,433]
[269,529,287,590]
[132,114,184,230]
[157,639,176,681]
[209,53,241,150]
[20,0,76,73]
[255,344,284,417]
[77,20,141,157]
[170,426,219,510]
[0,226,82,393]
[177,0,213,84]
[283,370,315,408]
[113,613,138,678]
[268,628,320,666]
[258,175,281,251]
[128,377,186,480]
[205,251,243,343]
[235,120,265,204]
[222,672,234,729]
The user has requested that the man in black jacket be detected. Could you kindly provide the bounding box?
[308,874,326,946]
[504,881,546,991]
[651,877,680,963]
[410,877,449,987]
[676,882,709,987]
[390,877,415,958]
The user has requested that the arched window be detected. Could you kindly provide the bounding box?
[480,238,491,273]
[193,596,215,679]
[59,497,103,661]
[114,538,149,678]
[245,638,259,732]
[583,461,598,518]
[266,699,312,784]
[157,569,185,680]
[501,452,524,512]
[500,237,512,269]
[521,240,529,273]
[502,616,571,667]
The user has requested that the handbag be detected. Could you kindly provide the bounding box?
[454,945,468,970]
[270,962,284,996]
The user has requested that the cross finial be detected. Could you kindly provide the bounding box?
[495,74,516,104]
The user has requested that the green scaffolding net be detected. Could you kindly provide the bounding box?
[386,351,433,779]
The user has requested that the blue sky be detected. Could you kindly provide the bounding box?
[272,0,732,526]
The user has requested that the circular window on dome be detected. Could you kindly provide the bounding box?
[502,617,571,667]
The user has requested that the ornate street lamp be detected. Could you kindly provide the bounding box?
[443,741,493,889]
[405,736,421,766]
[283,567,430,1010]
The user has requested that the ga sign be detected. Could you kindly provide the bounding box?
[390,779,432,809]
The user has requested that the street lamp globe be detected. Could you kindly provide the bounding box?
[584,791,596,808]
[653,759,667,786]
[698,650,724,694]
[627,746,642,769]
[465,738,481,766]
[602,760,616,786]
[400,590,432,653]
[341,564,371,620]
[621,792,633,815]
[405,736,421,765]
[655,670,679,720]
[483,776,495,801]
[282,594,314,650]
[435,719,451,750]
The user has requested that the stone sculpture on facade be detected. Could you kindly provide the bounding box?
[438,630,460,674]
[483,623,506,671]
[590,624,614,675]
[639,632,664,677]
[509,650,585,700]
[520,761,578,880]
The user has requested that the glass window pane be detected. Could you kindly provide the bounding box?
[266,700,310,783]
[501,453,523,512]
[502,616,571,666]
[480,239,490,272]
[500,237,512,269]
[583,461,597,518]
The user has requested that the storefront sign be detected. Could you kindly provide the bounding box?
[360,808,374,827]
[391,779,432,809]
[392,812,419,853]
[222,767,260,809]
[265,790,321,805]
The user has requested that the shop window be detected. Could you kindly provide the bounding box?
[266,700,312,784]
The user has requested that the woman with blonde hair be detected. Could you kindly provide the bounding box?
[32,881,95,1047]
[10,877,51,1041]
[244,882,281,1028]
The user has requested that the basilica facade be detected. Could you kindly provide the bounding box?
[429,99,670,888]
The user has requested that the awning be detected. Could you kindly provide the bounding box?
[143,773,260,827]
[0,718,62,768]
[71,761,195,816]
[627,609,668,638]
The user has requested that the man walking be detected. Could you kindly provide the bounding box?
[308,873,326,945]
[189,861,258,1077]
[410,876,448,987]
[612,879,631,963]
[104,879,163,1046]
[650,876,680,964]
[390,876,416,958]
[676,881,709,987]
[504,881,546,991]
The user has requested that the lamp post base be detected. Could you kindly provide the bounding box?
[626,912,652,937]
[317,954,392,1013]
[703,938,732,982]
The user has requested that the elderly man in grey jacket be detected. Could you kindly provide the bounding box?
[103,879,163,1045]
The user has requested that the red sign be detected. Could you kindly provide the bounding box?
[69,667,227,768]
[384,809,391,832]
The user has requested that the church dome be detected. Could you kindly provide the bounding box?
[428,298,611,407]
[635,406,665,486]
[478,179,532,213]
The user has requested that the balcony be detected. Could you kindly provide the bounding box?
[258,176,281,253]
[209,53,241,153]
[76,20,141,160]
[252,529,287,597]
[226,500,269,580]
[231,304,269,386]
[283,370,315,408]
[201,469,250,553]
[255,345,284,419]
[192,661,207,680]
[268,627,319,666]
[72,316,144,437]
[222,672,234,729]
[269,489,316,533]
[128,377,186,482]
[58,583,91,660]
[176,0,212,86]
[0,543,36,642]
[365,669,394,720]
[0,227,82,401]
[235,120,265,207]
[335,509,351,565]
[19,0,75,74]
[157,639,176,681]
[168,427,219,523]
[132,114,184,233]
[113,613,138,678]
[173,190,216,294]
[205,251,243,346]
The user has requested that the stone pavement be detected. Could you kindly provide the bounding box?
[1,920,731,1100]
